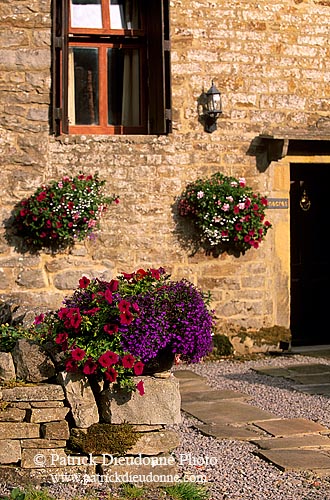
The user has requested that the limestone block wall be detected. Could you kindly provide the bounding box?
[1,0,330,332]
[0,342,181,482]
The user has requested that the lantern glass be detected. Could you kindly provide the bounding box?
[206,82,222,113]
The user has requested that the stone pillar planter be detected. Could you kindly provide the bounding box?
[99,375,181,425]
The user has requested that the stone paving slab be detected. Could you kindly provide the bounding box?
[257,449,330,472]
[293,383,330,396]
[254,367,292,378]
[174,370,207,380]
[178,368,330,473]
[175,379,214,392]
[194,422,265,441]
[182,400,277,425]
[251,434,330,450]
[181,389,250,403]
[290,373,330,385]
[254,363,330,382]
[252,418,329,437]
[286,364,330,375]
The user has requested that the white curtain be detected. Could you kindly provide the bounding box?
[68,49,76,125]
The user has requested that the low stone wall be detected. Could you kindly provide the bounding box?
[0,340,181,485]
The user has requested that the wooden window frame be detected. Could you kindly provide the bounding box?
[68,41,146,135]
[52,0,172,136]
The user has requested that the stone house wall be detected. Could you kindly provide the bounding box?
[1,0,330,334]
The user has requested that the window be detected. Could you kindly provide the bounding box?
[52,0,171,135]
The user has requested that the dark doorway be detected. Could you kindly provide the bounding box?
[290,163,330,346]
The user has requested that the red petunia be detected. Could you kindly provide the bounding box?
[135,269,147,280]
[118,300,131,313]
[34,313,44,325]
[109,279,119,292]
[104,289,113,304]
[104,367,118,383]
[120,310,133,325]
[122,354,135,369]
[82,358,98,375]
[122,272,135,280]
[58,307,82,329]
[55,332,68,345]
[36,191,47,202]
[65,358,78,372]
[149,268,160,280]
[83,307,100,316]
[104,324,119,335]
[136,380,145,396]
[79,276,90,289]
[71,347,86,361]
[98,351,119,368]
[134,361,144,376]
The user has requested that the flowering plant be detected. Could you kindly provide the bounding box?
[178,172,271,253]
[35,268,214,395]
[13,173,119,250]
[35,268,213,394]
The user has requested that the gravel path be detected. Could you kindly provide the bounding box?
[171,354,330,500]
[1,354,330,499]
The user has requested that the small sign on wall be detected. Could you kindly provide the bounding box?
[267,198,289,209]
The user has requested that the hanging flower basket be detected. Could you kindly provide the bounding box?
[178,172,272,254]
[13,173,119,251]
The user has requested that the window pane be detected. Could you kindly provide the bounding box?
[70,0,103,28]
[109,0,140,29]
[69,48,99,125]
[107,48,140,126]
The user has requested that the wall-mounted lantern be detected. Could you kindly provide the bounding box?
[199,81,222,133]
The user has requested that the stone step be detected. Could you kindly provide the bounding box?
[181,389,250,403]
[182,400,277,425]
[251,434,330,450]
[256,448,330,473]
[194,422,265,440]
[252,418,329,437]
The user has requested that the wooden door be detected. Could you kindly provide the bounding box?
[290,164,330,346]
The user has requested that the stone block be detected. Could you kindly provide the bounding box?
[0,440,21,464]
[27,407,70,423]
[2,384,65,402]
[41,420,70,440]
[57,371,99,428]
[31,401,64,408]
[0,352,16,381]
[0,422,40,439]
[128,430,180,455]
[12,339,56,382]
[100,376,181,425]
[0,464,96,487]
[0,407,26,422]
[21,439,67,449]
[21,448,69,468]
